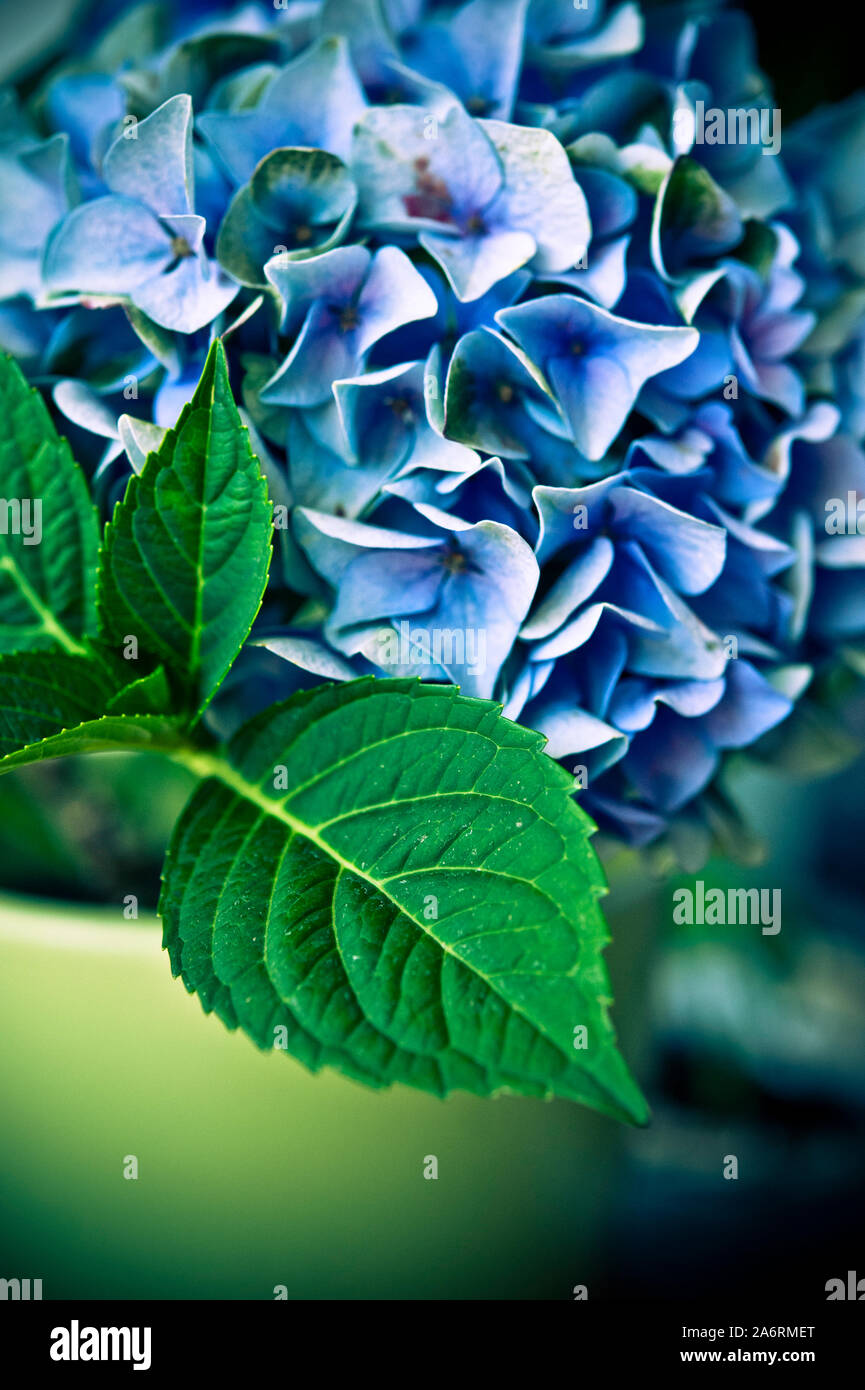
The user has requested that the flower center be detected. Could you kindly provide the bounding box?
[170,236,193,260]
[497,382,515,404]
[337,305,360,333]
[385,395,414,423]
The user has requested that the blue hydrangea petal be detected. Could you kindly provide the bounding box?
[580,623,629,718]
[651,155,744,282]
[294,507,439,586]
[622,707,719,813]
[265,242,370,335]
[531,599,664,662]
[553,234,630,309]
[117,416,167,475]
[329,548,447,632]
[199,35,368,182]
[334,360,425,471]
[625,425,712,476]
[402,0,529,121]
[0,134,76,300]
[216,149,357,285]
[500,654,556,721]
[130,253,239,334]
[521,535,615,639]
[287,411,398,516]
[700,659,793,750]
[45,72,126,172]
[647,317,733,402]
[422,519,540,697]
[529,703,629,768]
[335,360,477,476]
[262,245,436,405]
[354,244,439,353]
[444,327,558,458]
[526,0,644,72]
[103,95,194,216]
[353,102,502,235]
[43,196,173,295]
[583,792,667,846]
[253,635,359,683]
[533,474,625,563]
[576,166,638,240]
[52,379,119,440]
[319,0,402,91]
[608,488,727,595]
[421,226,537,302]
[497,294,699,459]
[261,298,363,407]
[609,676,726,733]
[479,119,591,274]
[608,543,728,679]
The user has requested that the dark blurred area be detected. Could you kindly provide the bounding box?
[601,751,865,1300]
[741,0,860,121]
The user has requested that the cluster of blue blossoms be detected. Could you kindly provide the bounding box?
[2,0,865,848]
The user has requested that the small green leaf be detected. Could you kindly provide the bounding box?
[97,338,273,722]
[0,353,100,655]
[0,649,183,771]
[105,665,173,716]
[161,678,648,1123]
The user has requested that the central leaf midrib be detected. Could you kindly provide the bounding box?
[187,748,607,1087]
[0,554,87,656]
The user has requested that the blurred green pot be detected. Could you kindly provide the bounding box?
[0,891,645,1300]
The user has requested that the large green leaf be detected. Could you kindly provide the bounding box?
[97,339,273,722]
[0,353,99,655]
[161,678,648,1123]
[0,650,183,772]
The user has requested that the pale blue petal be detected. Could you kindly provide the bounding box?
[43,196,172,294]
[103,94,194,216]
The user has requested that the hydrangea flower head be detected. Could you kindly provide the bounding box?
[3,0,865,856]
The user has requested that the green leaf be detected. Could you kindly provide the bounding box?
[97,339,273,722]
[0,352,99,655]
[0,649,183,771]
[161,678,648,1123]
[105,665,174,716]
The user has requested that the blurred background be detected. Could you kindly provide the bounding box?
[1,732,864,1300]
[1,0,864,1301]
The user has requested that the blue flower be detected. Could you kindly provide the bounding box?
[352,101,590,300]
[215,148,358,286]
[400,0,529,120]
[198,36,367,183]
[6,0,865,851]
[524,0,644,76]
[293,504,539,699]
[260,244,438,406]
[0,134,77,302]
[496,294,699,459]
[42,96,238,333]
